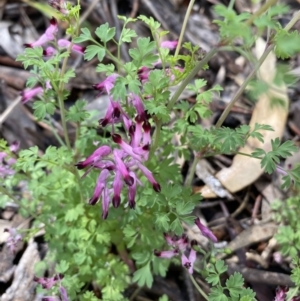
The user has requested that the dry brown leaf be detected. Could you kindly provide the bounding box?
[197,38,289,198]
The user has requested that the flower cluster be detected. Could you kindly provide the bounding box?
[274,286,300,301]
[154,233,197,274]
[0,141,19,178]
[76,75,160,218]
[155,218,218,274]
[4,227,22,253]
[21,17,85,103]
[34,274,69,301]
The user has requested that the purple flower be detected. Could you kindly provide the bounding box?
[75,146,112,169]
[274,286,289,301]
[128,171,137,208]
[112,170,123,208]
[24,17,58,48]
[160,40,178,50]
[195,218,218,242]
[135,161,161,192]
[101,187,111,219]
[93,74,118,94]
[113,149,134,186]
[21,87,43,103]
[155,234,197,274]
[59,286,70,301]
[43,46,57,56]
[89,169,110,205]
[34,275,57,290]
[4,227,22,253]
[9,141,19,152]
[58,39,86,54]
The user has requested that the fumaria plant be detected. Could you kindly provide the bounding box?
[0,0,300,300]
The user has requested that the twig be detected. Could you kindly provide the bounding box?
[0,96,21,126]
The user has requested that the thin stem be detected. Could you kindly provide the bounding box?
[245,0,278,26]
[168,47,218,111]
[149,119,162,158]
[284,10,300,31]
[190,274,209,300]
[44,118,66,147]
[174,0,195,58]
[184,154,199,187]
[215,45,273,128]
[0,185,39,219]
[228,0,236,10]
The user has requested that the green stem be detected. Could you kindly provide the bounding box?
[168,47,218,111]
[245,0,278,26]
[0,185,39,219]
[190,274,209,300]
[174,0,196,58]
[149,119,162,159]
[184,154,199,187]
[228,0,236,10]
[215,44,273,128]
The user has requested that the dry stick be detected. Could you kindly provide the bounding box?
[0,96,21,126]
[174,0,195,58]
[216,9,300,129]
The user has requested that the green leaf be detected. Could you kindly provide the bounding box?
[32,101,55,120]
[56,260,70,273]
[66,100,89,122]
[121,28,137,43]
[274,30,300,59]
[133,263,153,288]
[170,218,183,236]
[176,201,195,216]
[215,260,227,274]
[226,272,244,298]
[95,23,116,43]
[73,27,91,43]
[208,286,228,301]
[96,63,115,74]
[84,45,105,61]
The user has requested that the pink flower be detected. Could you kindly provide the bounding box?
[21,87,43,104]
[93,74,118,94]
[4,228,22,253]
[43,46,56,56]
[57,39,86,54]
[75,146,112,169]
[160,40,178,50]
[89,169,110,205]
[155,234,197,274]
[195,218,218,242]
[24,17,58,48]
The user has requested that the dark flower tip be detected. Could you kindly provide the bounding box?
[142,144,150,151]
[112,134,122,144]
[75,162,85,170]
[113,107,121,118]
[154,250,161,256]
[50,17,57,25]
[89,196,99,205]
[112,195,121,208]
[129,199,136,209]
[99,118,108,127]
[184,262,191,269]
[129,125,136,135]
[191,239,197,247]
[143,121,151,132]
[153,183,161,192]
[54,273,64,280]
[3,228,9,232]
[23,43,32,48]
[135,115,144,124]
[102,211,108,220]
[33,276,40,282]
[125,175,134,186]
